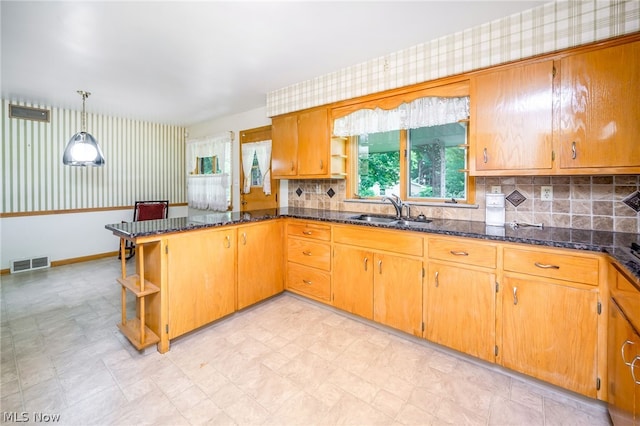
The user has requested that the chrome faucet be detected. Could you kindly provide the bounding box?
[382,194,403,219]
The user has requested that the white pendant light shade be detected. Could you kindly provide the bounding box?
[63,131,105,166]
[63,90,105,166]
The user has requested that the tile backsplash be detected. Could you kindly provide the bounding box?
[287,176,640,233]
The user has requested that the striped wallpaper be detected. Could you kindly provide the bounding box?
[266,0,640,116]
[1,100,186,214]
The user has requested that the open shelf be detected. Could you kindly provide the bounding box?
[117,275,160,297]
[117,318,160,350]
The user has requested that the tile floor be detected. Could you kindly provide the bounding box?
[1,258,611,425]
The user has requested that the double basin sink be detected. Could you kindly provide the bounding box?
[348,214,432,228]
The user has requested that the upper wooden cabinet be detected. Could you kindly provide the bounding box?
[470,36,640,176]
[272,106,347,179]
[471,60,554,174]
[559,40,640,173]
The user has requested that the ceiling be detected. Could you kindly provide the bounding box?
[1,1,546,127]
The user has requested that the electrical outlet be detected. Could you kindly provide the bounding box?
[490,186,502,194]
[541,186,553,201]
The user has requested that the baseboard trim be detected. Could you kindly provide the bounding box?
[1,251,119,275]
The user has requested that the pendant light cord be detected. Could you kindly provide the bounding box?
[78,90,90,133]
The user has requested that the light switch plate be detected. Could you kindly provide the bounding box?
[541,186,553,201]
[491,186,502,194]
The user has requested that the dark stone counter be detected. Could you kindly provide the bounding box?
[106,207,640,282]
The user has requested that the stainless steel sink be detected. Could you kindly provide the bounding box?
[349,214,398,224]
[348,214,432,226]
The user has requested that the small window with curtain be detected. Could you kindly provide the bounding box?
[334,83,472,203]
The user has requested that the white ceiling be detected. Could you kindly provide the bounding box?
[1,1,545,126]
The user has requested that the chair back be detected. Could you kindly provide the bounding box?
[133,201,169,221]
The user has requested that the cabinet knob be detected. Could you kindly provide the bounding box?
[483,148,488,164]
[303,279,312,285]
[302,230,313,235]
[224,235,231,248]
[242,232,247,245]
[435,271,439,287]
[302,250,312,256]
[363,257,368,271]
[320,159,324,170]
[378,260,383,274]
[513,287,518,305]
[571,141,577,160]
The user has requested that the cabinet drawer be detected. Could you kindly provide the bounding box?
[428,237,497,268]
[503,247,598,285]
[287,238,331,271]
[286,262,331,301]
[287,221,331,241]
[334,226,423,257]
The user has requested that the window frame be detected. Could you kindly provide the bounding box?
[332,79,475,205]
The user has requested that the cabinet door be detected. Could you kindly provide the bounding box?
[373,254,423,336]
[560,41,640,170]
[297,108,329,176]
[271,114,298,177]
[333,245,374,319]
[608,298,638,426]
[473,60,553,172]
[237,221,283,310]
[501,275,598,397]
[167,228,236,339]
[425,262,496,362]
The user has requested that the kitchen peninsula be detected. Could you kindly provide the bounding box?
[106,207,640,401]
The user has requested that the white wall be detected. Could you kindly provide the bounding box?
[0,206,187,270]
[187,105,288,211]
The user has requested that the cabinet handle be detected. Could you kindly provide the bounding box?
[320,159,324,170]
[483,148,488,164]
[435,271,439,287]
[224,235,231,248]
[364,257,368,271]
[622,340,635,366]
[513,287,518,305]
[302,250,312,256]
[303,279,312,285]
[242,232,247,245]
[534,262,560,270]
[302,230,313,235]
[450,250,469,256]
[571,141,577,160]
[290,160,295,171]
[378,260,383,274]
[632,357,640,385]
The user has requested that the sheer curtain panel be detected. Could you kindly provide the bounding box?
[241,140,272,195]
[186,132,232,211]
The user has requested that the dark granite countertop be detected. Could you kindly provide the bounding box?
[106,207,640,282]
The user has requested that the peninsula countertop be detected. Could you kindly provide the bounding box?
[106,207,640,282]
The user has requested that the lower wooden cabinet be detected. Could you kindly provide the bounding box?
[501,275,599,397]
[237,221,284,310]
[332,245,374,319]
[425,262,496,362]
[373,253,423,337]
[608,297,639,426]
[167,228,236,339]
[285,221,332,302]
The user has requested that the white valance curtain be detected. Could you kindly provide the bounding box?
[333,96,469,136]
[186,132,232,211]
[240,140,272,195]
